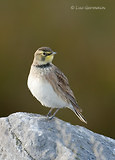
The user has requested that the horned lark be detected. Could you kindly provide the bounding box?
[27,47,87,123]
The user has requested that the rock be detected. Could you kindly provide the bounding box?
[0,112,115,160]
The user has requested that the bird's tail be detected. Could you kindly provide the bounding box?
[73,106,87,124]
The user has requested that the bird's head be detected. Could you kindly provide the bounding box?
[33,47,56,65]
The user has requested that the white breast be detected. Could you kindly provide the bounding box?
[27,74,68,108]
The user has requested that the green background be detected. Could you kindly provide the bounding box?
[0,0,115,138]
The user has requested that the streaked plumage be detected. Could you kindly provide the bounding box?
[27,47,87,123]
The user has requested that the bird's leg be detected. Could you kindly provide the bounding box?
[47,108,60,120]
[47,108,54,117]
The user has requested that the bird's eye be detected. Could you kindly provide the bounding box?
[43,52,47,56]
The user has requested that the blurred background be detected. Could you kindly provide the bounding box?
[0,0,115,139]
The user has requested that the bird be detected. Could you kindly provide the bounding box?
[27,47,87,123]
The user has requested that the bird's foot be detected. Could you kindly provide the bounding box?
[46,108,60,120]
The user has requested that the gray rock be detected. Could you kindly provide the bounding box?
[0,112,115,160]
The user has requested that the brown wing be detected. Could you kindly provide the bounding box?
[54,66,87,123]
[53,65,82,112]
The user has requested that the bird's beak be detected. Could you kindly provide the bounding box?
[52,52,56,55]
